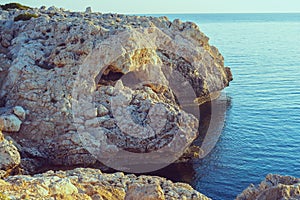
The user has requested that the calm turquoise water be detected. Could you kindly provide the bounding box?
[149,13,300,199]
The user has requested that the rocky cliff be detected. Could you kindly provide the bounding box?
[0,4,232,174]
[1,3,297,200]
[0,3,235,200]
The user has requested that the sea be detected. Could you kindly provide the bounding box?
[145,13,300,199]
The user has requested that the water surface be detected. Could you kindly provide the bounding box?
[150,13,300,199]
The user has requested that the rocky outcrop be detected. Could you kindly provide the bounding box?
[236,174,300,200]
[0,106,25,132]
[0,130,20,178]
[0,106,26,178]
[0,4,232,173]
[0,168,210,200]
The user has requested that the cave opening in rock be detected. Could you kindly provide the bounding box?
[96,65,124,86]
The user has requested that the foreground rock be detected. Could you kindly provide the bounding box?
[237,174,300,200]
[0,168,210,200]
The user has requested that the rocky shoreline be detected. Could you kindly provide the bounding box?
[1,165,300,200]
[0,2,232,173]
[1,3,298,200]
[237,174,300,200]
[0,168,210,200]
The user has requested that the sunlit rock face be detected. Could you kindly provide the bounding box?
[0,106,26,177]
[0,168,211,200]
[0,5,232,173]
[237,174,300,200]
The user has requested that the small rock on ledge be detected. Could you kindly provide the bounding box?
[0,106,26,132]
[85,6,92,13]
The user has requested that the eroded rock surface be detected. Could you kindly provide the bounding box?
[0,135,20,172]
[0,106,25,177]
[0,168,211,200]
[0,4,232,172]
[237,174,300,200]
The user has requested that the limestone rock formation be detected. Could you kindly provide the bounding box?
[0,135,20,172]
[0,4,232,172]
[0,106,26,177]
[236,174,300,200]
[0,168,211,200]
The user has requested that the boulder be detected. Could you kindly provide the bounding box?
[237,174,300,200]
[0,106,24,177]
[0,115,22,132]
[0,131,21,176]
[125,183,165,200]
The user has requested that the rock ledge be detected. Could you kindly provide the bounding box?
[0,168,211,200]
[237,174,300,200]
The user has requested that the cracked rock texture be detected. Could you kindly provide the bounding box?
[0,4,232,173]
[236,174,300,200]
[0,131,20,178]
[0,106,25,177]
[0,168,211,200]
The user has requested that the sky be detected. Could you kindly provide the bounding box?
[1,0,300,14]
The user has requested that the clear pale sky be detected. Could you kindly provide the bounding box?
[1,0,300,14]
